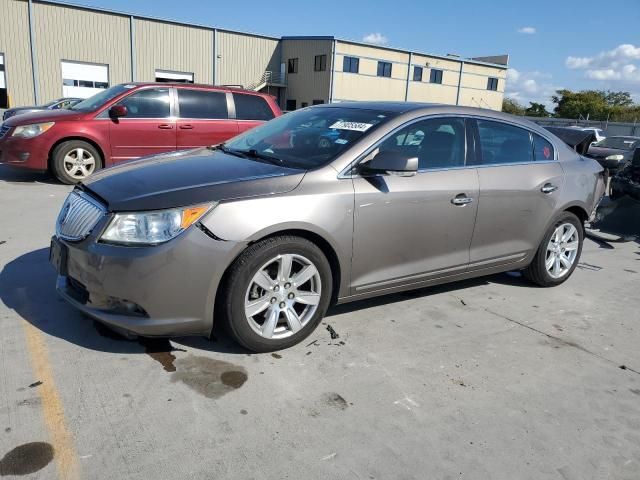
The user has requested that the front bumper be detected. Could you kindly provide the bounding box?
[54,223,245,337]
[0,131,51,171]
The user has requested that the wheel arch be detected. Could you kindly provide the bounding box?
[47,136,106,173]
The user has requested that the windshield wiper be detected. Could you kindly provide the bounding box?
[209,144,285,166]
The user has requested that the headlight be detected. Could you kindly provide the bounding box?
[100,203,216,245]
[11,122,55,138]
[605,154,624,161]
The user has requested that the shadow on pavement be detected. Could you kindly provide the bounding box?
[0,165,58,185]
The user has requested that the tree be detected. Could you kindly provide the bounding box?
[525,102,551,117]
[502,98,525,115]
[605,91,633,107]
[550,89,639,121]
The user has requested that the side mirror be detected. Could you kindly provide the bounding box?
[360,150,418,177]
[109,105,128,118]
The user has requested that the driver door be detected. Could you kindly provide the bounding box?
[350,117,479,295]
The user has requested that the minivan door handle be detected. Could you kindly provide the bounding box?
[451,194,474,206]
[541,183,558,194]
[158,124,174,129]
[179,124,194,130]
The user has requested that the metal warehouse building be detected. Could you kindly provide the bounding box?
[0,0,508,111]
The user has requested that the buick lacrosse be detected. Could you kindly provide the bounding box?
[51,103,605,351]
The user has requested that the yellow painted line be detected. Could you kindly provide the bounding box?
[22,321,81,480]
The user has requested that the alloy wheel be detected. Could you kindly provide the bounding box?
[63,148,96,179]
[545,223,579,279]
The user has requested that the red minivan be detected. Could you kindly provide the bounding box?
[0,83,282,184]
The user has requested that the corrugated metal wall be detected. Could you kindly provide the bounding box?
[217,31,280,88]
[134,19,213,84]
[0,0,35,106]
[32,1,131,102]
[281,39,332,107]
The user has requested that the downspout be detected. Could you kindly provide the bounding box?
[129,16,136,81]
[456,60,464,105]
[27,0,39,104]
[405,52,412,101]
[329,39,336,103]
[213,28,218,85]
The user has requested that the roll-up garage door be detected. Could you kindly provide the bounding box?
[155,69,194,83]
[61,61,109,98]
[0,53,7,108]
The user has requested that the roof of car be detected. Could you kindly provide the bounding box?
[123,82,266,95]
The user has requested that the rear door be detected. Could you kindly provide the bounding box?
[108,87,176,162]
[468,118,564,267]
[351,116,479,294]
[176,88,238,148]
[232,92,276,134]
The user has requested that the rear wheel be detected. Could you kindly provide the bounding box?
[220,236,332,352]
[51,140,102,184]
[524,212,583,287]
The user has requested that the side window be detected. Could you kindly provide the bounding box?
[533,134,554,161]
[378,117,466,170]
[117,88,170,118]
[178,89,228,119]
[477,120,533,165]
[233,93,275,121]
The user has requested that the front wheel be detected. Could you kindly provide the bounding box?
[524,212,583,287]
[51,140,103,184]
[220,236,333,352]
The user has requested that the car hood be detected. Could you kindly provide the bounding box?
[3,108,85,126]
[82,148,306,211]
[587,146,632,159]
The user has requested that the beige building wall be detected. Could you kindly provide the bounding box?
[32,1,131,102]
[217,31,280,88]
[406,54,461,104]
[458,63,506,110]
[0,0,34,106]
[281,39,332,108]
[134,19,212,84]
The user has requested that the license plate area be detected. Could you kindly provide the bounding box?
[49,237,68,276]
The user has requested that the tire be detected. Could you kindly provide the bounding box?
[524,212,584,287]
[220,235,332,352]
[51,140,103,185]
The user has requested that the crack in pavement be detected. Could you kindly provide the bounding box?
[485,308,640,376]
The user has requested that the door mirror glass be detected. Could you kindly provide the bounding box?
[109,105,128,118]
[361,150,418,176]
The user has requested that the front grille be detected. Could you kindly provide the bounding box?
[0,125,10,139]
[56,191,106,241]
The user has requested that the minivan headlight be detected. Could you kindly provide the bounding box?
[605,154,624,161]
[100,203,216,245]
[11,122,55,138]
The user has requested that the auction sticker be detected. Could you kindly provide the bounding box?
[330,121,373,132]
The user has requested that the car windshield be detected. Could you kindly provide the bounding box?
[70,84,134,112]
[224,106,396,169]
[594,137,638,150]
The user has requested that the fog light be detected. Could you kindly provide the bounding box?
[18,152,30,161]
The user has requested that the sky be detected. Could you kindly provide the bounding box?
[68,0,640,108]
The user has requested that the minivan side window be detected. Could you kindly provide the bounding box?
[378,117,466,170]
[476,120,533,165]
[116,88,170,118]
[233,93,275,121]
[178,89,228,119]
[533,133,555,161]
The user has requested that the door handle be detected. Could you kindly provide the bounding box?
[451,194,474,206]
[541,183,558,194]
[158,124,173,129]
[179,124,194,130]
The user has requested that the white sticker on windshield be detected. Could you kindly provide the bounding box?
[335,138,348,144]
[330,121,373,132]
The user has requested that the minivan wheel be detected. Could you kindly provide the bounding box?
[524,212,583,287]
[51,140,103,185]
[221,236,332,352]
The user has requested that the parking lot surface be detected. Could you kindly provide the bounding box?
[1,165,639,480]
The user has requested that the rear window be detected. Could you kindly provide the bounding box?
[533,134,554,161]
[233,93,275,121]
[477,120,533,165]
[178,89,228,119]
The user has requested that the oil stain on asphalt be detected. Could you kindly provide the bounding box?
[0,442,54,476]
[171,355,248,399]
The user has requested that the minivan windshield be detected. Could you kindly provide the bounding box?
[594,137,639,150]
[70,84,134,112]
[224,106,397,169]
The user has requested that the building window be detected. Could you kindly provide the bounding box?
[286,99,296,111]
[301,102,308,108]
[377,61,392,78]
[429,69,443,84]
[413,66,423,82]
[314,55,327,72]
[343,56,359,73]
[487,77,499,91]
[312,99,324,105]
[287,58,299,74]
